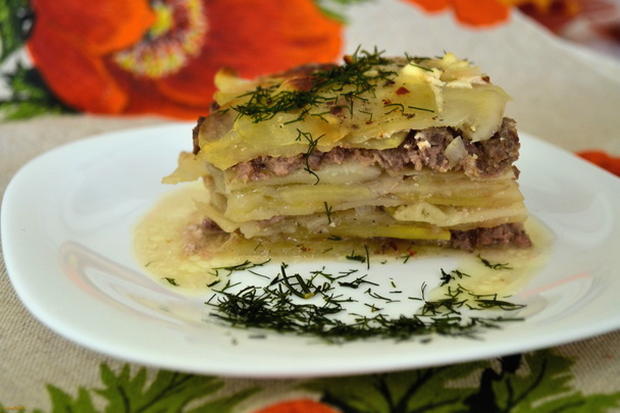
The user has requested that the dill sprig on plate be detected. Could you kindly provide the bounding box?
[439,268,471,286]
[205,262,526,343]
[163,277,179,286]
[477,254,513,270]
[208,259,272,279]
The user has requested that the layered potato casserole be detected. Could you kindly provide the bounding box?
[164,49,531,253]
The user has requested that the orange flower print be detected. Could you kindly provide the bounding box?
[27,0,342,119]
[577,151,620,177]
[403,0,510,26]
[254,398,339,413]
[403,0,584,27]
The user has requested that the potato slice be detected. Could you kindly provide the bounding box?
[391,202,528,227]
[330,224,451,241]
[224,162,382,189]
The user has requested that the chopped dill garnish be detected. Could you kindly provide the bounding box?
[364,303,383,313]
[364,244,370,270]
[248,269,270,279]
[310,110,332,122]
[346,250,366,263]
[408,63,432,72]
[358,109,373,122]
[338,274,379,289]
[323,202,333,224]
[295,129,323,184]
[407,105,435,113]
[210,259,272,277]
[338,268,358,277]
[404,53,433,70]
[475,299,526,311]
[365,288,399,303]
[163,277,179,286]
[439,268,471,286]
[215,279,241,293]
[477,255,513,270]
[403,54,433,72]
[232,47,396,124]
[205,262,528,344]
[207,279,221,288]
[311,268,347,282]
[384,102,405,115]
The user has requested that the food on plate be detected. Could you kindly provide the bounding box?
[164,48,531,254]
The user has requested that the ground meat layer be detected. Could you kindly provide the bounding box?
[449,223,531,251]
[188,219,530,252]
[231,117,519,182]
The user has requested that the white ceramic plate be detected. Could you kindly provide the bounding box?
[2,123,619,378]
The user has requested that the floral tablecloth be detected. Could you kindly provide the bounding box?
[1,0,620,411]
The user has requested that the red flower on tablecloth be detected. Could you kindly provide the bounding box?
[26,0,342,119]
[403,0,510,26]
[254,398,339,413]
[401,0,583,27]
[578,151,620,177]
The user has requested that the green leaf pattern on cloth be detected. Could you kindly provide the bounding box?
[1,350,619,412]
[480,352,620,413]
[0,64,74,121]
[305,363,480,411]
[0,0,72,120]
[46,386,98,413]
[0,365,257,413]
[302,350,620,413]
[0,0,31,61]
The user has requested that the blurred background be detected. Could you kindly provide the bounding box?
[0,0,619,152]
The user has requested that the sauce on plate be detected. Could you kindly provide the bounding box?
[135,183,552,295]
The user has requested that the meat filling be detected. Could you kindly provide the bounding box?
[231,117,519,182]
[449,223,531,251]
[188,219,531,252]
